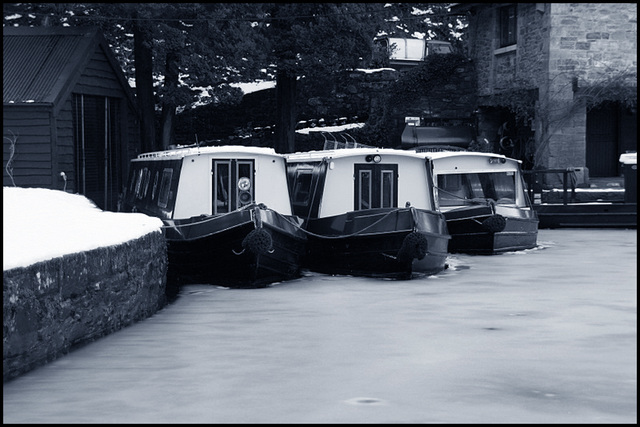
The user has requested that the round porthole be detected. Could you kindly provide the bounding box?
[239,191,252,204]
[238,177,251,191]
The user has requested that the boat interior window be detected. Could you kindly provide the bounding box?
[381,170,394,208]
[292,168,313,206]
[287,162,327,219]
[215,161,231,214]
[491,172,517,204]
[142,168,151,199]
[236,161,254,208]
[134,169,143,199]
[158,168,173,209]
[151,172,159,201]
[437,172,516,206]
[359,170,372,210]
[354,164,398,210]
[212,159,254,214]
[130,168,139,194]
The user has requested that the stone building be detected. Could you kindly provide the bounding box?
[452,3,637,185]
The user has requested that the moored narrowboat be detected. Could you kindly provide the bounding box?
[122,145,307,289]
[285,148,450,279]
[424,151,538,254]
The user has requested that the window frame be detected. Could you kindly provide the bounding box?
[211,159,255,215]
[354,164,398,211]
[499,4,517,48]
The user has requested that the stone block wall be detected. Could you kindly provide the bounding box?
[460,2,637,183]
[3,231,167,382]
[545,3,637,173]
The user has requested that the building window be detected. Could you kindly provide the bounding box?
[499,5,517,47]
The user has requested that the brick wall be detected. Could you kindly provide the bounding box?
[3,231,167,382]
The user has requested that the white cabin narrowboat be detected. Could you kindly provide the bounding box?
[285,148,450,279]
[425,151,538,254]
[122,145,306,290]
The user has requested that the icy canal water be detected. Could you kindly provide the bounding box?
[3,229,636,424]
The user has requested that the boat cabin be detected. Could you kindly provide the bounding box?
[286,148,438,220]
[376,37,453,70]
[426,152,531,211]
[122,145,294,220]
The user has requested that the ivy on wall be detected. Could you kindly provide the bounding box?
[354,53,474,147]
[577,73,637,111]
[480,88,538,122]
[388,53,472,108]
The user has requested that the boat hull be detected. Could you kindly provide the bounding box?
[444,205,538,254]
[163,207,307,289]
[303,207,450,279]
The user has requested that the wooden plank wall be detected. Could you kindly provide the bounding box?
[2,107,53,188]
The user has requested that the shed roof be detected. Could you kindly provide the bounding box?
[3,26,136,111]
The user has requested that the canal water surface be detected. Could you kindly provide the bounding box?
[3,229,636,424]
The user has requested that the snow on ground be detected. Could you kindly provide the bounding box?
[230,79,277,94]
[3,187,163,271]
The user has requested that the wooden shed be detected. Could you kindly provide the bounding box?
[3,26,140,211]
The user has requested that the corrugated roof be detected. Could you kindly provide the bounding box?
[3,27,105,105]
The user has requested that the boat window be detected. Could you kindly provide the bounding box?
[158,168,173,209]
[134,168,151,200]
[381,170,394,208]
[129,168,138,194]
[214,161,231,214]
[151,171,159,200]
[212,159,255,214]
[359,170,372,210]
[134,169,143,199]
[292,168,313,206]
[354,164,398,210]
[237,160,254,208]
[492,172,517,203]
[437,172,516,206]
[141,168,151,199]
[287,161,327,219]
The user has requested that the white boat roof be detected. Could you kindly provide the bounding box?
[135,145,281,160]
[286,147,429,162]
[619,152,636,165]
[421,151,512,161]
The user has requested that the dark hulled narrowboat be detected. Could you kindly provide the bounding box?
[122,146,307,289]
[286,148,450,279]
[425,151,538,254]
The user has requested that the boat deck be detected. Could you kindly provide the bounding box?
[528,175,636,229]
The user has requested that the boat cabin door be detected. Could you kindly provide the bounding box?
[212,159,255,214]
[354,164,398,210]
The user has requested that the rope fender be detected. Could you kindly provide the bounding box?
[481,214,507,233]
[242,228,274,255]
[396,231,429,263]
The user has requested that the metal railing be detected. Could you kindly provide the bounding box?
[522,168,577,205]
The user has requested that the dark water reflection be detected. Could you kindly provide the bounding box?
[3,229,637,423]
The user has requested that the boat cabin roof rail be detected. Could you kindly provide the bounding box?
[136,145,280,160]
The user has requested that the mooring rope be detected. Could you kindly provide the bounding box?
[272,207,405,240]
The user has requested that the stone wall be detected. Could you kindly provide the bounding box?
[463,3,637,184]
[545,3,637,176]
[3,231,167,382]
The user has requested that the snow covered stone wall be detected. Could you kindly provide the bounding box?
[3,231,167,382]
